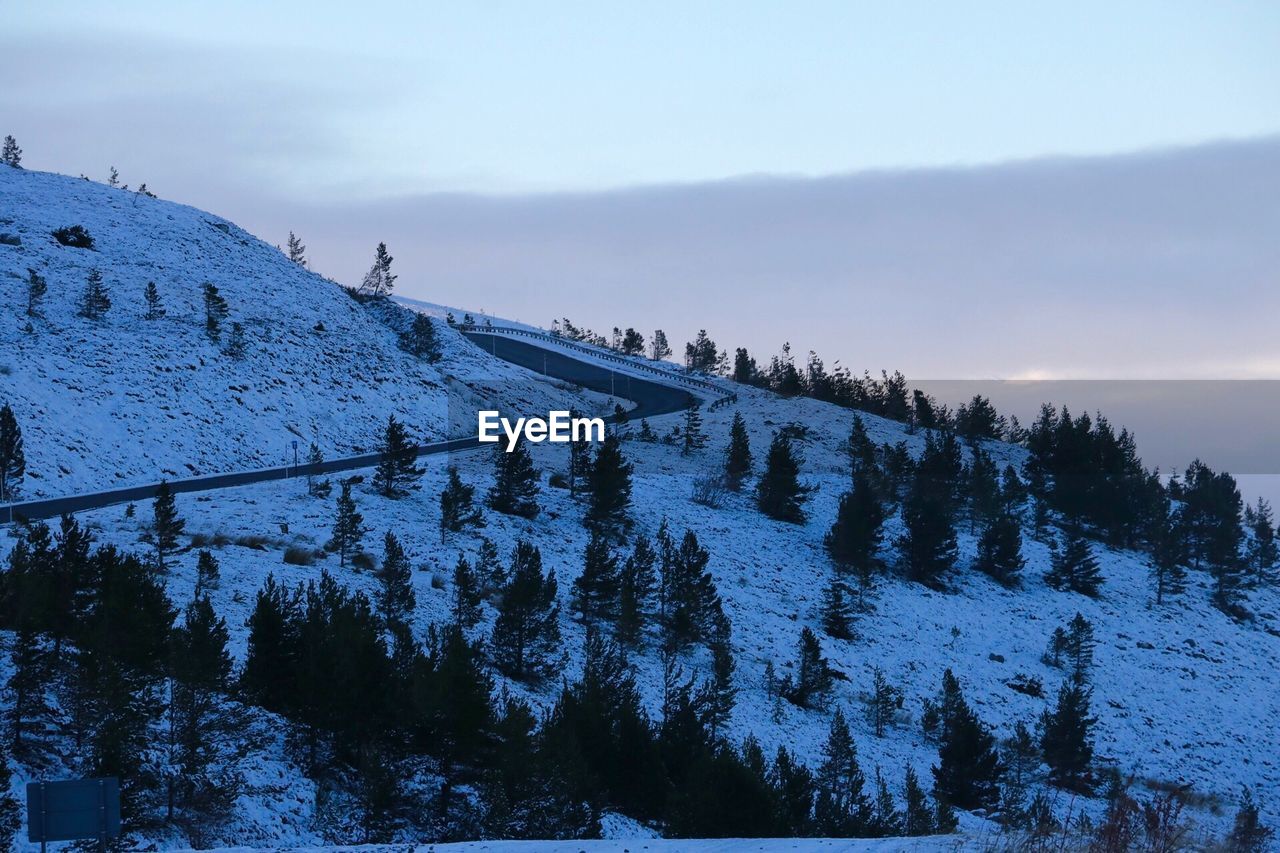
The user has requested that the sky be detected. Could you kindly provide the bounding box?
[2,1,1278,383]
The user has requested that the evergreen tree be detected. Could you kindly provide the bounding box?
[784,627,834,708]
[724,412,753,490]
[897,478,958,590]
[771,746,815,836]
[25,268,47,318]
[1244,498,1278,587]
[585,433,633,528]
[451,554,482,629]
[732,348,759,385]
[193,549,220,598]
[491,541,561,680]
[360,241,396,297]
[650,329,672,361]
[304,443,331,498]
[1,135,20,167]
[825,473,885,600]
[286,231,307,266]
[0,403,24,502]
[79,268,111,319]
[757,431,809,523]
[813,708,873,836]
[0,740,19,849]
[572,529,620,624]
[240,574,301,711]
[475,537,505,592]
[152,479,185,571]
[372,414,422,498]
[819,577,855,641]
[223,322,246,358]
[619,327,645,356]
[902,765,936,836]
[682,401,707,455]
[439,465,484,540]
[143,280,165,320]
[931,669,1002,812]
[201,282,229,340]
[865,666,900,737]
[400,313,440,361]
[487,438,540,519]
[966,448,1002,532]
[974,510,1025,588]
[659,528,720,652]
[1227,786,1275,853]
[616,535,656,646]
[870,768,903,837]
[565,407,593,498]
[1062,612,1095,685]
[332,481,366,567]
[167,595,235,821]
[696,611,737,739]
[1039,679,1095,791]
[1149,502,1189,604]
[1045,529,1103,596]
[377,532,415,627]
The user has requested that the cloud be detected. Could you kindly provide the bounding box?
[254,137,1280,381]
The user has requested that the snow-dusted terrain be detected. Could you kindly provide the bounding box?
[1,166,1277,850]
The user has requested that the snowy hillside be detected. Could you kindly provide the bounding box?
[0,168,1276,851]
[0,167,614,499]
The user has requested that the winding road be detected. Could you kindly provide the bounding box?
[1,331,704,524]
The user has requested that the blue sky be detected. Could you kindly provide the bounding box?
[5,1,1278,196]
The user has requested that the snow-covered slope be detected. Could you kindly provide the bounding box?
[0,167,612,499]
[1,167,1276,850]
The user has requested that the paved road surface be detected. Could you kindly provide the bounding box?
[1,332,697,524]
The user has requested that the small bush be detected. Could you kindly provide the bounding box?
[283,546,318,566]
[190,531,231,548]
[548,472,569,489]
[234,534,273,550]
[351,551,376,572]
[52,225,94,249]
[691,475,727,508]
[431,572,447,590]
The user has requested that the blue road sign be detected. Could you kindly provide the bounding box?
[26,778,121,844]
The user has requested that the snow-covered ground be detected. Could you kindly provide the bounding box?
[1,167,1277,849]
[200,837,967,853]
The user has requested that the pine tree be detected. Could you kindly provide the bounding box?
[865,666,900,737]
[1,135,20,167]
[585,433,632,528]
[724,412,753,490]
[1040,679,1095,791]
[696,611,737,739]
[143,280,165,320]
[1045,529,1103,596]
[193,549,220,598]
[1244,498,1279,586]
[79,268,111,319]
[286,231,307,266]
[239,574,301,711]
[682,401,707,455]
[0,404,24,502]
[785,627,834,708]
[200,282,229,340]
[372,414,422,498]
[332,481,366,567]
[25,268,47,318]
[650,329,672,361]
[167,595,234,821]
[966,449,1002,533]
[902,765,935,836]
[871,768,903,837]
[451,554,482,629]
[572,529,620,624]
[439,465,484,540]
[304,443,331,498]
[974,510,1025,588]
[897,478,958,590]
[659,528,720,652]
[491,541,561,680]
[377,532,416,627]
[1227,786,1275,852]
[825,473,885,600]
[1062,612,1095,685]
[475,537,505,591]
[223,322,246,358]
[566,408,593,498]
[400,313,440,361]
[820,577,855,641]
[360,241,396,297]
[152,479,185,571]
[0,741,21,849]
[757,431,809,523]
[487,438,540,518]
[1150,502,1188,604]
[616,535,656,646]
[932,669,1002,812]
[813,708,873,835]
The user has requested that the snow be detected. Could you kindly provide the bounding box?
[199,837,965,853]
[2,167,1278,849]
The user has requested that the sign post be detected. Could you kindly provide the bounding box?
[26,778,121,852]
